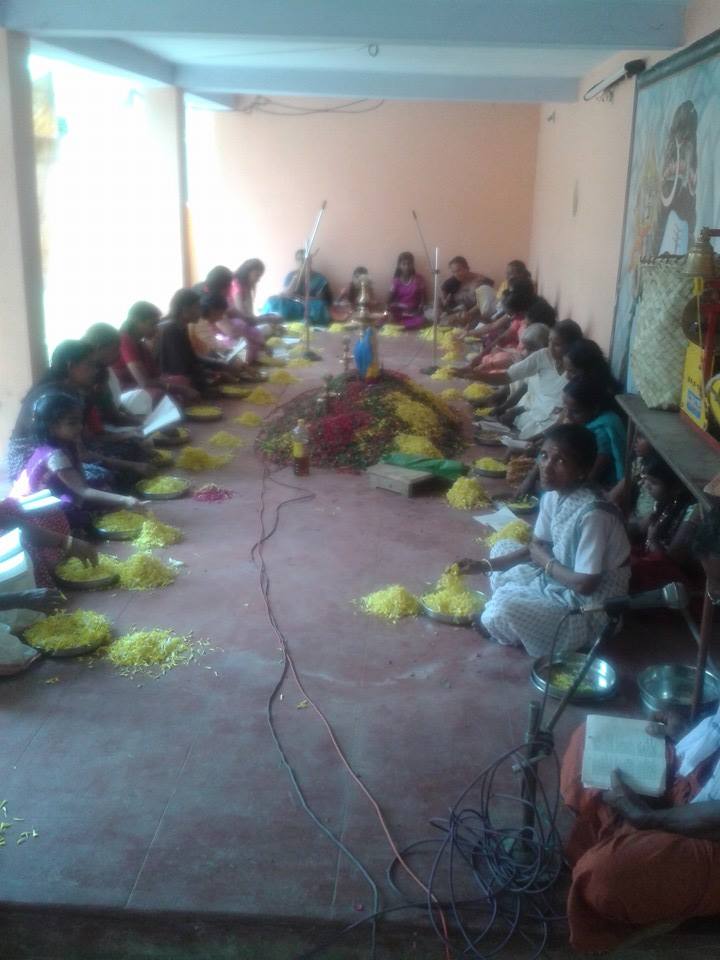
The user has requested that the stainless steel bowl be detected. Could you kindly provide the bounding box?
[637,664,720,715]
[420,591,486,627]
[532,653,618,702]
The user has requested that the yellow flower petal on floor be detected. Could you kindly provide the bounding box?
[177,446,233,471]
[439,388,464,402]
[430,367,459,381]
[283,322,307,334]
[287,357,313,367]
[485,519,532,547]
[462,383,494,401]
[25,610,112,653]
[134,516,183,549]
[208,431,245,449]
[139,476,188,495]
[233,412,263,427]
[327,323,348,334]
[388,392,439,436]
[379,325,403,337]
[117,552,176,590]
[446,476,491,510]
[105,629,193,673]
[393,433,443,459]
[359,585,420,621]
[268,370,300,385]
[245,387,277,405]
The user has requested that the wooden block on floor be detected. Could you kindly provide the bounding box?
[366,462,436,496]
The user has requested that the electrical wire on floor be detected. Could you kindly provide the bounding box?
[250,459,380,958]
[250,452,453,960]
[297,618,574,959]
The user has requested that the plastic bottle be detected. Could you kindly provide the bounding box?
[292,419,310,476]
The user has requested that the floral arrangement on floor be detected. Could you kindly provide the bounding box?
[256,370,466,470]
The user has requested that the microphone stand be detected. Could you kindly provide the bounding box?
[514,615,621,856]
[302,201,327,362]
[412,210,441,375]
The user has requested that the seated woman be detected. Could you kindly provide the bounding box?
[0,497,97,588]
[10,392,144,532]
[564,337,620,397]
[440,256,494,324]
[628,453,700,592]
[562,376,626,488]
[466,319,584,440]
[229,259,277,362]
[458,424,630,656]
[481,322,551,421]
[470,292,556,375]
[260,250,332,326]
[155,288,223,398]
[114,301,198,406]
[8,340,100,481]
[515,372,626,498]
[387,252,426,329]
[494,258,532,302]
[559,510,720,953]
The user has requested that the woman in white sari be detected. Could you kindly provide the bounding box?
[458,424,630,656]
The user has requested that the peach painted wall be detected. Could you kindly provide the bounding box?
[186,100,539,304]
[529,0,720,352]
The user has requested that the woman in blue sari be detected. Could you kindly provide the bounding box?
[260,250,332,326]
[562,375,626,489]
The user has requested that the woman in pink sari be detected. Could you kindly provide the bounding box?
[387,252,426,330]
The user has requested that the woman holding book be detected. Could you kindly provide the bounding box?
[559,509,720,952]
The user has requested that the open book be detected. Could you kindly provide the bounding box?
[141,395,183,438]
[582,714,667,797]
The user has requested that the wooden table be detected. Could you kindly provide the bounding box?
[617,394,720,716]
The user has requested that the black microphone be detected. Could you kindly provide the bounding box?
[573,582,688,616]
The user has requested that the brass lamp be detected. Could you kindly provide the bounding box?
[684,228,719,279]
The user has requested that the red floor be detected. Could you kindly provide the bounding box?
[0,331,708,948]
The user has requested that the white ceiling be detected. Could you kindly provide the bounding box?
[3,0,689,105]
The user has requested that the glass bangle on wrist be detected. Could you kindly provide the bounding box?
[481,558,492,574]
[544,559,554,576]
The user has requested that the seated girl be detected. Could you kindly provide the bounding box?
[387,252,426,330]
[563,338,620,397]
[260,250,332,326]
[0,497,97,588]
[229,259,277,361]
[191,293,264,380]
[8,340,99,481]
[114,301,198,405]
[10,392,144,532]
[155,289,222,398]
[514,373,626,498]
[562,376,626,488]
[628,453,700,592]
[457,424,630,657]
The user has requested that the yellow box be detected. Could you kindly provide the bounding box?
[681,341,708,429]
